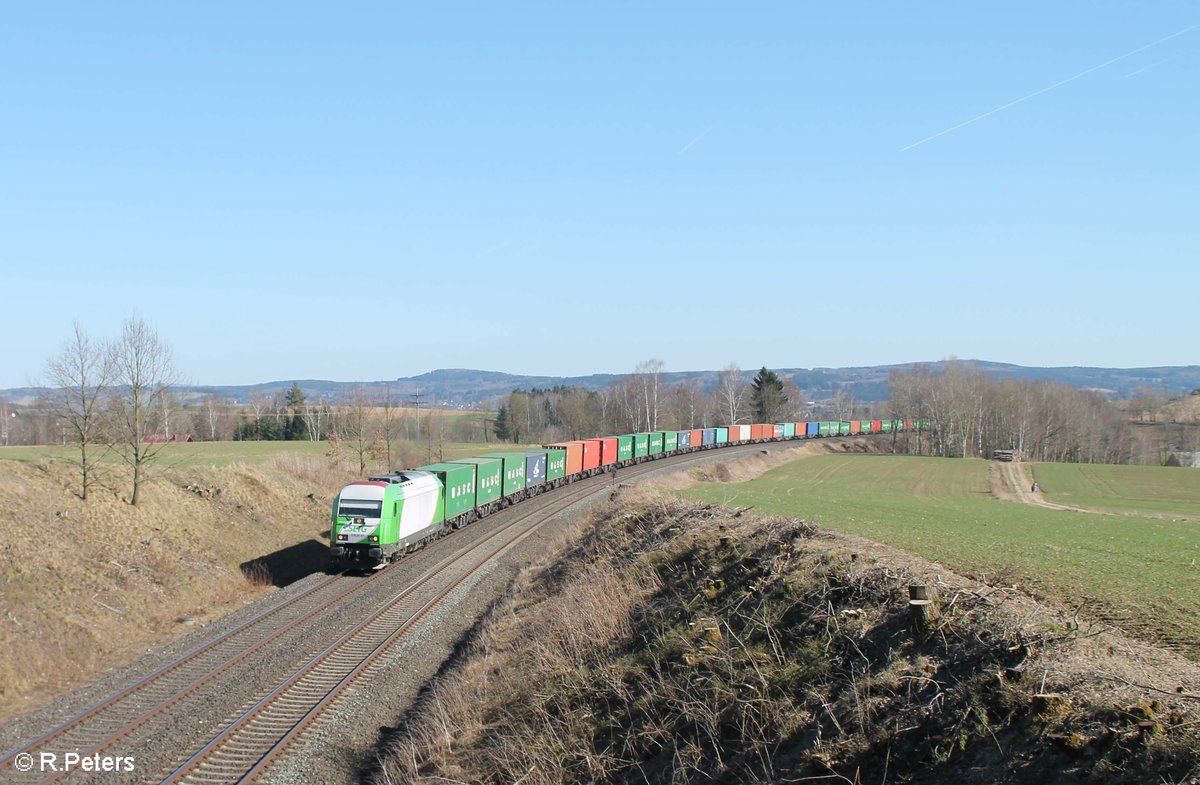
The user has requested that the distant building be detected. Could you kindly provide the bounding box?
[1164,452,1200,468]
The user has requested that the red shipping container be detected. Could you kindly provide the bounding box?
[689,429,703,448]
[870,420,883,433]
[903,419,914,430]
[580,440,601,471]
[772,425,782,439]
[850,421,861,434]
[545,442,583,476]
[595,437,619,466]
[748,424,763,440]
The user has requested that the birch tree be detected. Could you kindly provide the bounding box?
[634,359,665,432]
[715,363,748,425]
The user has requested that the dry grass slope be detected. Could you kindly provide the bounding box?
[374,489,1200,785]
[0,454,353,720]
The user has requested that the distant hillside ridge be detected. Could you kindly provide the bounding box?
[5,361,1199,408]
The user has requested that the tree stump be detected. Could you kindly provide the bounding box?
[908,584,939,637]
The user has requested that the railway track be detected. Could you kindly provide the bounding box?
[160,475,598,784]
[2,442,801,784]
[1,573,345,781]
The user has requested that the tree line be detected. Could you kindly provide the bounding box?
[492,362,808,444]
[886,361,1158,464]
[27,324,1193,509]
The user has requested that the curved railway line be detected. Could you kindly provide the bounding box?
[1,439,828,784]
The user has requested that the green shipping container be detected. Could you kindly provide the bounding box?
[716,427,729,444]
[881,420,893,432]
[449,457,503,506]
[479,452,527,497]
[859,421,872,434]
[819,421,834,437]
[778,422,796,438]
[838,422,850,436]
[661,430,678,452]
[648,432,664,454]
[632,433,649,458]
[545,448,567,482]
[415,463,477,521]
[616,434,634,463]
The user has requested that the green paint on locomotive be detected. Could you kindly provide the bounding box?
[331,471,442,560]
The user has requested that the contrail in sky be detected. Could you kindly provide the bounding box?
[1125,52,1183,77]
[900,24,1198,152]
[678,126,713,155]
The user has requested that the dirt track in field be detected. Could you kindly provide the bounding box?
[992,459,1103,513]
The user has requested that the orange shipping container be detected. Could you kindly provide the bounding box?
[580,440,601,471]
[545,442,583,476]
[871,420,883,433]
[850,421,861,434]
[689,429,703,448]
[595,438,619,466]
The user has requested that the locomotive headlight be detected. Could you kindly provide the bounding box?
[370,535,379,542]
[337,534,347,541]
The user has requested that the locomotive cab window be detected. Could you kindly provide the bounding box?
[338,499,383,518]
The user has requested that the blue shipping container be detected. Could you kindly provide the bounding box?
[524,451,547,488]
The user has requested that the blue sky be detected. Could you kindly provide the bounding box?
[3,3,1196,388]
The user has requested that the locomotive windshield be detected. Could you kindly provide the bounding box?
[337,499,383,518]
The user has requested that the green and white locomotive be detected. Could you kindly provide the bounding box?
[329,460,494,568]
[329,472,443,566]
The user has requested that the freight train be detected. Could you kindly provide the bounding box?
[329,418,921,568]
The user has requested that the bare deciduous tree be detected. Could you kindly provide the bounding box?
[714,363,748,425]
[634,359,665,432]
[109,316,178,505]
[45,321,113,500]
[336,386,377,474]
[381,383,398,470]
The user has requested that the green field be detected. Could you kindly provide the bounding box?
[684,455,1200,655]
[1032,462,1200,521]
[0,439,537,469]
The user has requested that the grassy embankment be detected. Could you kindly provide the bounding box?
[684,455,1200,656]
[0,437,529,721]
[374,488,1200,784]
